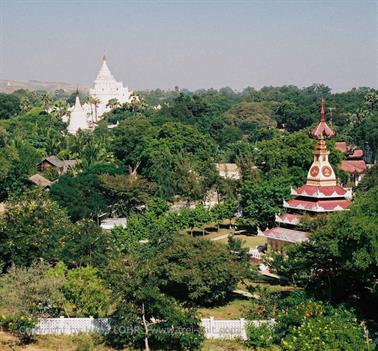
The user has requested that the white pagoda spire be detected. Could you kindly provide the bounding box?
[95,55,116,82]
[89,55,132,109]
[67,90,89,134]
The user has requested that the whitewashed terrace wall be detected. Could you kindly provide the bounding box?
[33,317,274,340]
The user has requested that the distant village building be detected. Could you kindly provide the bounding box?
[28,174,52,189]
[335,142,368,187]
[216,163,241,180]
[67,56,135,134]
[37,156,77,175]
[100,218,127,231]
[258,98,352,253]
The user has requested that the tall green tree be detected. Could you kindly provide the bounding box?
[0,93,21,119]
[0,191,73,270]
[153,235,246,306]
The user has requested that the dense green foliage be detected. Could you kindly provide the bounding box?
[283,186,378,307]
[0,93,21,119]
[0,86,377,348]
[245,291,374,350]
[0,261,112,318]
[153,236,246,306]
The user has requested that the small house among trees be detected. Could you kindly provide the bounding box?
[28,174,52,189]
[335,142,368,186]
[216,163,241,180]
[37,156,77,175]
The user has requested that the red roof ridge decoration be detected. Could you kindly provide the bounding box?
[284,198,351,212]
[291,184,351,198]
[275,213,302,225]
[310,97,335,139]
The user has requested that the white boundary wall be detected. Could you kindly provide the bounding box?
[33,317,274,340]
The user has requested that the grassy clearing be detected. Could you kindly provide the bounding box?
[202,339,281,351]
[195,225,267,250]
[236,280,298,294]
[217,234,266,248]
[201,339,249,350]
[0,332,279,351]
[0,332,116,351]
[198,297,249,319]
[199,228,232,240]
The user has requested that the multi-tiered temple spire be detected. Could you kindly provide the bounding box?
[310,97,335,139]
[258,99,351,252]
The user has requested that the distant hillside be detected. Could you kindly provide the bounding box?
[0,79,89,94]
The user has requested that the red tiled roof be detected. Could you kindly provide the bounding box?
[310,121,335,139]
[335,142,364,159]
[339,160,367,174]
[285,198,351,212]
[335,142,347,153]
[348,149,364,159]
[276,213,302,225]
[294,184,348,197]
[310,98,335,139]
[261,227,308,243]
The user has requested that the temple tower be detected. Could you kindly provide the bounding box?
[89,56,132,113]
[259,98,352,252]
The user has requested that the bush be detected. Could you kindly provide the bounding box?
[281,309,373,351]
[0,315,37,344]
[274,299,326,340]
[62,266,112,317]
[0,261,65,317]
[246,322,274,348]
[154,235,246,306]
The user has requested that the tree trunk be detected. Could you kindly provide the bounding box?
[141,303,150,351]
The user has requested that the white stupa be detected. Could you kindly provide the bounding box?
[67,56,134,134]
[67,90,89,134]
[90,56,132,108]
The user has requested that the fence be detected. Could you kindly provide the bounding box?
[32,317,274,340]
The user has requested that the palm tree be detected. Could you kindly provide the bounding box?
[51,99,70,119]
[40,93,53,111]
[365,91,378,112]
[20,97,32,112]
[106,98,120,110]
[88,96,101,122]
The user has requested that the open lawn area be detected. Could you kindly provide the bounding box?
[202,340,281,351]
[198,297,249,319]
[236,280,299,294]
[194,225,267,249]
[217,234,266,248]
[0,332,282,351]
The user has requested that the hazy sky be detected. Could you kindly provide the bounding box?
[0,0,377,92]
